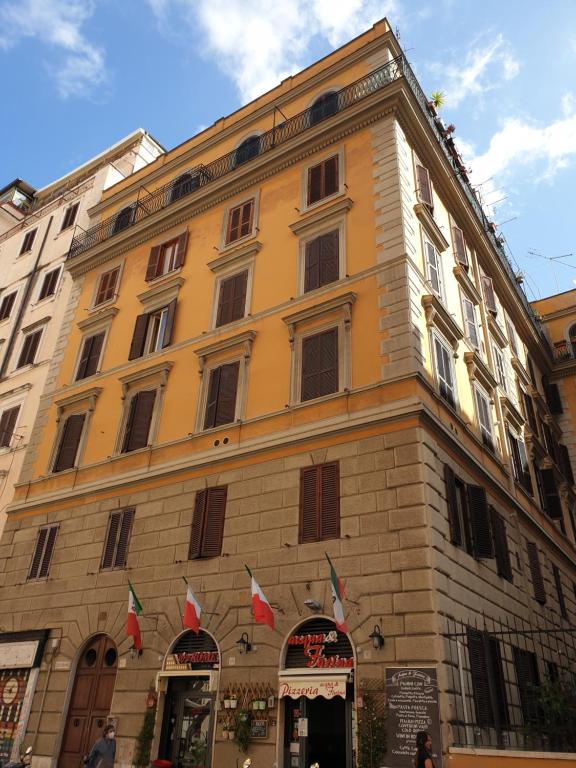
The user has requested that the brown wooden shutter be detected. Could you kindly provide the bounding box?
[76,332,104,380]
[544,383,563,414]
[416,164,433,207]
[39,269,60,300]
[146,246,162,281]
[226,205,243,243]
[540,468,562,518]
[128,313,149,360]
[444,464,462,546]
[53,414,85,472]
[522,392,538,433]
[96,267,119,305]
[324,155,339,197]
[304,237,321,292]
[300,466,320,543]
[467,627,493,726]
[61,202,79,230]
[0,406,19,448]
[123,390,155,452]
[301,328,338,402]
[161,298,177,348]
[101,512,121,569]
[527,540,546,604]
[114,508,135,568]
[318,230,339,288]
[482,276,497,313]
[18,330,41,367]
[552,564,567,618]
[37,525,58,578]
[214,361,239,427]
[28,527,48,579]
[201,487,227,557]
[467,484,493,558]
[189,490,206,559]
[204,367,221,429]
[558,444,574,484]
[216,271,248,327]
[0,292,16,321]
[239,200,254,238]
[513,646,540,725]
[319,462,340,539]
[490,507,512,581]
[174,231,189,269]
[452,226,468,267]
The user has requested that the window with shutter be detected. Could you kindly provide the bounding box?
[301,328,339,402]
[226,200,254,244]
[38,267,61,301]
[552,564,567,619]
[146,233,188,281]
[307,155,339,205]
[444,466,474,553]
[20,229,37,255]
[304,230,339,292]
[299,463,340,543]
[75,332,105,380]
[122,390,156,452]
[492,346,507,392]
[526,541,546,604]
[95,266,120,306]
[467,485,493,559]
[415,164,433,208]
[424,240,443,298]
[61,202,79,231]
[474,387,494,451]
[216,271,248,327]
[506,318,519,357]
[188,487,227,558]
[203,361,240,429]
[467,627,508,728]
[507,429,532,494]
[433,336,456,408]
[234,135,261,166]
[53,413,86,472]
[490,507,513,581]
[0,292,16,322]
[0,406,19,448]
[28,525,58,580]
[169,172,199,203]
[462,297,479,348]
[101,508,135,569]
[16,329,42,368]
[558,444,574,485]
[452,225,468,267]
[513,646,540,725]
[112,205,135,234]
[310,92,339,125]
[482,276,497,314]
[544,382,563,414]
[540,468,562,519]
[521,391,538,434]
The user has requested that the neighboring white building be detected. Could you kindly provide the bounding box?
[0,131,164,535]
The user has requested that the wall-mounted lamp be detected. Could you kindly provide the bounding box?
[236,632,252,654]
[369,624,384,650]
[304,599,322,611]
[130,646,143,659]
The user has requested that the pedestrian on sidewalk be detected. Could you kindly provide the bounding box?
[85,724,116,768]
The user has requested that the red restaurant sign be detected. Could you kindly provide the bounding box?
[287,631,353,668]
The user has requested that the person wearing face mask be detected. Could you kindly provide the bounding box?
[85,724,116,768]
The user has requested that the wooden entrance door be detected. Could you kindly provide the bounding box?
[59,635,118,768]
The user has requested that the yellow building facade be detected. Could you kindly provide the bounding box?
[1,20,575,768]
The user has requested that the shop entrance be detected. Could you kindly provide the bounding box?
[284,694,350,768]
[159,678,214,768]
[59,635,117,768]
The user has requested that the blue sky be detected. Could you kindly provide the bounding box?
[2,0,576,299]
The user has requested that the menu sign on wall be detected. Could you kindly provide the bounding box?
[385,668,442,768]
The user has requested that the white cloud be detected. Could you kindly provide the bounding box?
[147,0,398,102]
[0,0,106,98]
[431,33,519,108]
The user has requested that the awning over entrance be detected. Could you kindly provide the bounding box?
[279,677,346,700]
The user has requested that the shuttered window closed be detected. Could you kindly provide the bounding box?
[467,484,493,559]
[513,646,540,725]
[216,271,248,327]
[101,508,135,570]
[544,382,563,414]
[540,468,562,519]
[452,225,468,267]
[467,627,508,728]
[307,156,339,205]
[0,406,19,448]
[226,200,254,244]
[0,292,16,321]
[203,362,240,429]
[95,267,120,306]
[188,487,227,559]
[17,329,42,368]
[28,525,58,580]
[304,230,339,292]
[76,332,105,380]
[122,390,156,453]
[490,507,513,582]
[527,541,546,604]
[416,163,433,208]
[53,413,86,472]
[301,328,338,402]
[552,564,567,619]
[299,462,340,543]
[558,444,574,485]
[38,268,60,300]
[481,276,497,314]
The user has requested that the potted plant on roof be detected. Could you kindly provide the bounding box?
[427,90,445,116]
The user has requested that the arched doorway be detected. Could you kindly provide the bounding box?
[157,631,220,768]
[59,635,118,768]
[280,618,354,768]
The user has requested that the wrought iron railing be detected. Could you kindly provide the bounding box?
[553,340,576,362]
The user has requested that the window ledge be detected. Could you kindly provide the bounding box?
[301,189,346,216]
[119,360,174,394]
[282,291,357,329]
[78,306,119,332]
[137,276,184,309]
[21,316,51,334]
[488,314,508,349]
[511,356,531,387]
[500,395,525,431]
[414,203,450,252]
[145,266,183,288]
[289,197,353,235]
[55,386,102,418]
[422,294,463,347]
[219,232,258,254]
[464,351,497,392]
[208,241,262,273]
[194,330,256,372]
[453,265,481,304]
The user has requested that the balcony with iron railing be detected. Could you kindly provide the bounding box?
[67,53,549,350]
[552,339,576,362]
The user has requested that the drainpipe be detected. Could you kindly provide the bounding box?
[0,215,53,379]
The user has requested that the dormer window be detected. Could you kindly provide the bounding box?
[234,135,260,167]
[310,92,339,125]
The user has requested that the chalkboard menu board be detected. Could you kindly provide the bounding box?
[250,718,268,739]
[385,667,442,768]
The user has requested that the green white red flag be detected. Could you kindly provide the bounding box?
[127,582,143,650]
[326,554,347,633]
[183,581,201,634]
[246,566,275,629]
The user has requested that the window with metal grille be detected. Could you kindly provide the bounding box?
[20,229,37,255]
[53,413,85,472]
[0,292,16,322]
[300,463,340,543]
[527,540,546,604]
[16,329,42,368]
[433,335,456,408]
[307,155,339,205]
[552,564,567,619]
[38,267,61,301]
[225,199,254,245]
[467,627,509,729]
[0,406,19,448]
[94,266,120,306]
[128,300,177,360]
[188,487,227,559]
[28,525,58,580]
[61,202,79,231]
[304,231,339,292]
[204,361,239,429]
[301,327,339,402]
[75,332,105,380]
[145,232,188,281]
[121,390,156,453]
[101,508,135,569]
[513,646,540,726]
[216,271,248,327]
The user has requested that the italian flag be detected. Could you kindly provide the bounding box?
[246,566,275,629]
[326,554,348,633]
[183,581,202,634]
[127,582,143,650]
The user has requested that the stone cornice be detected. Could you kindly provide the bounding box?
[119,360,174,395]
[488,314,509,349]
[55,387,102,418]
[77,306,119,332]
[453,265,482,305]
[464,351,497,392]
[282,291,357,328]
[421,294,463,348]
[289,197,354,235]
[194,330,257,371]
[207,241,262,273]
[414,203,450,252]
